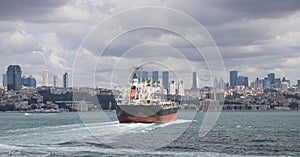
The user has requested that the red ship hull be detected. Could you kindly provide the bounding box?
[117,112,177,123]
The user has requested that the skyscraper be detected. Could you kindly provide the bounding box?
[152,71,159,82]
[178,81,184,96]
[63,73,68,88]
[42,70,48,86]
[22,75,36,87]
[2,74,7,88]
[53,74,58,87]
[141,71,148,81]
[237,76,244,86]
[219,78,225,89]
[6,65,22,91]
[267,73,275,85]
[162,71,169,90]
[230,71,238,87]
[169,80,176,95]
[192,72,197,89]
[244,77,249,87]
[213,78,218,89]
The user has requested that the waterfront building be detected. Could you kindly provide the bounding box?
[230,71,238,87]
[152,71,159,82]
[6,65,22,90]
[162,71,169,91]
[63,73,68,88]
[42,70,48,86]
[192,72,198,89]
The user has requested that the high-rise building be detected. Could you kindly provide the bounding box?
[42,70,48,86]
[281,82,289,91]
[257,79,264,89]
[63,73,68,88]
[192,72,197,89]
[53,74,58,87]
[244,77,249,87]
[219,78,225,89]
[162,71,169,90]
[2,74,7,88]
[237,76,244,86]
[213,78,218,89]
[298,80,300,86]
[22,75,36,87]
[267,73,275,85]
[169,80,176,95]
[141,71,148,81]
[6,65,22,90]
[230,71,238,87]
[178,81,184,96]
[152,71,159,82]
[275,78,281,88]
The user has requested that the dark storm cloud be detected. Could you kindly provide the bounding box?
[0,0,69,20]
[207,0,300,18]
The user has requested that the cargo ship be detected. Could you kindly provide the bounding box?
[114,67,179,123]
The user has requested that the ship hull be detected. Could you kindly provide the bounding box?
[116,104,178,123]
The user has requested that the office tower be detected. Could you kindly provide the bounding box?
[298,80,300,86]
[6,65,22,90]
[22,75,36,87]
[162,71,169,90]
[2,74,7,88]
[267,73,275,85]
[213,78,218,89]
[152,71,159,82]
[265,79,271,89]
[230,71,238,87]
[219,78,225,89]
[244,77,248,87]
[192,72,197,89]
[281,82,289,91]
[257,79,264,89]
[169,80,176,95]
[237,76,244,86]
[141,71,148,81]
[250,82,255,89]
[178,81,184,96]
[275,78,281,88]
[53,74,58,87]
[63,73,68,88]
[42,70,48,86]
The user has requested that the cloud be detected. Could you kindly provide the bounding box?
[1,0,300,86]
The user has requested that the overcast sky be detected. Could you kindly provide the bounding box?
[1,0,300,88]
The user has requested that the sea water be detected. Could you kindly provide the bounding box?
[0,111,299,156]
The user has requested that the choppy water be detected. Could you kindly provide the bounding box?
[0,111,299,156]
